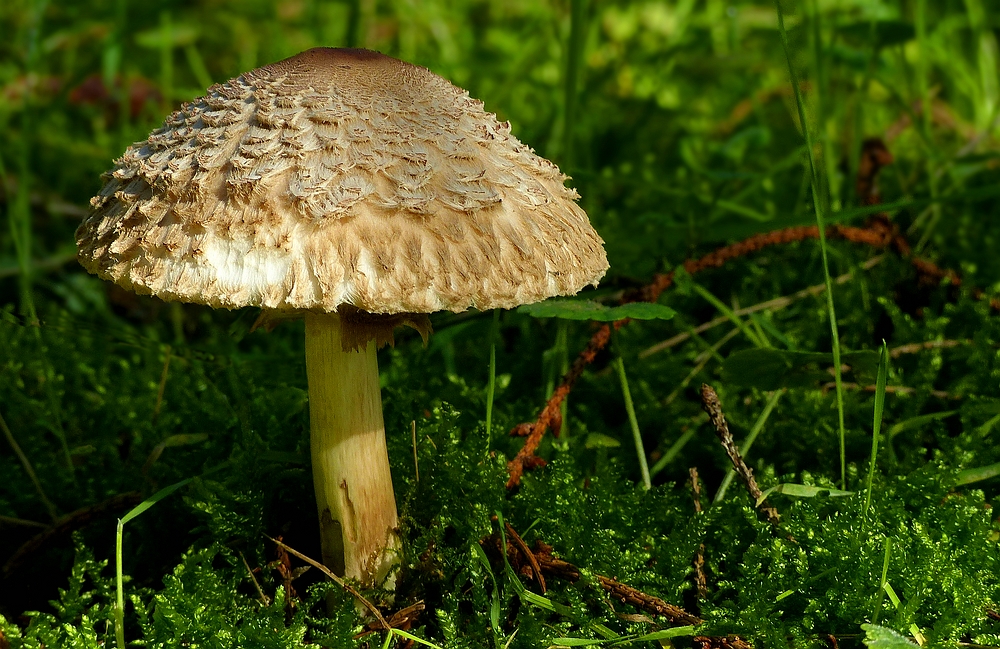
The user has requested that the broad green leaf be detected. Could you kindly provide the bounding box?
[861,624,919,649]
[518,300,675,322]
[756,483,853,506]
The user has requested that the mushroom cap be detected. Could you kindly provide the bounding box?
[77,48,608,314]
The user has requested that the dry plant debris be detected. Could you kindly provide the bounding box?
[482,524,703,628]
[506,137,990,487]
[699,384,781,527]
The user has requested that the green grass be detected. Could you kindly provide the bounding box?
[1,1,999,647]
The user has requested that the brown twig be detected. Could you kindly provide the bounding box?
[239,551,271,606]
[268,536,305,611]
[482,524,762,646]
[821,382,957,400]
[506,224,905,488]
[857,138,894,206]
[640,257,885,360]
[689,467,708,601]
[506,323,614,487]
[503,520,546,593]
[265,535,389,630]
[693,635,754,649]
[889,339,967,358]
[699,385,781,527]
[354,601,426,639]
[483,522,702,627]
[506,137,981,487]
[2,492,143,579]
[529,540,702,626]
[632,222,902,306]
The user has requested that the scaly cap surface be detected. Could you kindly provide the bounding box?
[77,48,608,313]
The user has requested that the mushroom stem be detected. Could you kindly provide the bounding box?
[304,312,399,587]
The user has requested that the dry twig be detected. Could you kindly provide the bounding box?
[821,382,956,400]
[693,635,754,649]
[699,384,781,527]
[689,467,708,601]
[506,137,986,487]
[505,224,913,487]
[490,533,703,627]
[506,324,614,487]
[890,339,967,358]
[266,535,389,631]
[354,601,426,640]
[503,520,546,593]
[482,519,706,627]
[2,492,143,579]
[640,257,885,360]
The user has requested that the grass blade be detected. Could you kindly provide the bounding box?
[115,463,227,648]
[562,0,588,167]
[956,461,1000,486]
[774,0,848,487]
[864,341,889,516]
[613,357,650,490]
[690,281,766,348]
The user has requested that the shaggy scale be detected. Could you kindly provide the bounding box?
[77,47,608,315]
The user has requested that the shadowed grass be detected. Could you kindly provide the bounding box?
[774,0,848,487]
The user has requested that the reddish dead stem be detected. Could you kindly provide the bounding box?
[484,528,703,627]
[506,137,984,487]
[689,467,708,601]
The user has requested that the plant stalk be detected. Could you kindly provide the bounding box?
[305,312,399,587]
[774,0,847,487]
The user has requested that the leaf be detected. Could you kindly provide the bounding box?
[389,629,446,649]
[584,433,621,449]
[956,461,1000,486]
[470,543,501,637]
[723,348,880,390]
[861,624,920,649]
[553,639,606,647]
[756,483,853,506]
[887,411,958,438]
[630,627,697,642]
[552,626,695,647]
[518,300,675,322]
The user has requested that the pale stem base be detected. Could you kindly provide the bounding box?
[304,312,399,588]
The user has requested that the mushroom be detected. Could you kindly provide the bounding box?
[76,48,608,588]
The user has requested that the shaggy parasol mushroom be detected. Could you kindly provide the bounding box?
[76,48,608,588]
